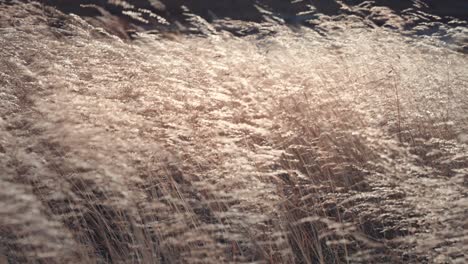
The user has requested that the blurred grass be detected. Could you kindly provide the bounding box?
[0,2,467,263]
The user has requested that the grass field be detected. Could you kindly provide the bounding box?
[0,2,467,263]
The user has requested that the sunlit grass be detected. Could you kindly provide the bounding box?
[0,2,467,263]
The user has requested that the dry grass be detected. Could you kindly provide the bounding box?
[0,2,467,263]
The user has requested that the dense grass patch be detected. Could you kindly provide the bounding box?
[1,2,467,263]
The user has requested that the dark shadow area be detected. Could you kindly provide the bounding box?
[40,0,468,23]
[37,0,468,50]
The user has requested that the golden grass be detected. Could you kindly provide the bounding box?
[0,2,467,263]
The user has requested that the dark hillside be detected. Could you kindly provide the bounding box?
[38,0,467,51]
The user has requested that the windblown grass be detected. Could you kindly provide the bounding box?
[0,2,467,263]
